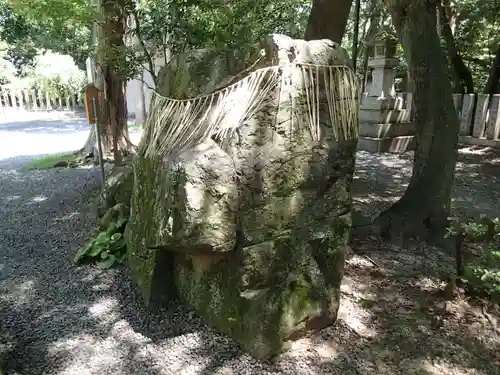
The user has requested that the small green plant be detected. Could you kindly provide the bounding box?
[74,216,128,269]
[128,122,141,131]
[446,215,500,301]
[463,248,500,297]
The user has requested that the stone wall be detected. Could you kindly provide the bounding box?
[125,34,359,358]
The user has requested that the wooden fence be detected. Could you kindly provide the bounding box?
[452,93,500,148]
[0,87,85,112]
[365,92,500,149]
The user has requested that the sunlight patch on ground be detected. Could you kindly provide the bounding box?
[78,268,118,292]
[346,255,375,269]
[47,320,154,375]
[155,333,208,374]
[338,298,377,338]
[353,194,400,204]
[401,358,485,375]
[283,337,342,362]
[0,279,37,308]
[459,146,494,155]
[414,277,440,292]
[53,211,80,222]
[88,297,120,324]
[31,195,48,202]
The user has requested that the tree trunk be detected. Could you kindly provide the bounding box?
[135,71,147,127]
[304,0,354,43]
[484,44,500,96]
[97,0,131,163]
[375,0,460,241]
[81,125,97,156]
[351,0,362,70]
[437,1,474,94]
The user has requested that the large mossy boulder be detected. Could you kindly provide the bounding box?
[125,34,358,358]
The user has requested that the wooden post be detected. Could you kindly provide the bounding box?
[18,91,25,109]
[460,94,476,136]
[10,92,17,109]
[406,92,413,122]
[65,95,71,110]
[24,90,30,109]
[452,94,463,116]
[472,94,490,138]
[45,92,51,110]
[84,84,106,189]
[30,89,37,109]
[2,91,9,108]
[486,94,500,140]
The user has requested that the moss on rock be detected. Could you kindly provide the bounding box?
[126,34,358,357]
[97,165,134,218]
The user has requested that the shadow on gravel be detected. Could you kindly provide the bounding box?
[1,144,499,375]
[316,241,500,375]
[352,146,500,221]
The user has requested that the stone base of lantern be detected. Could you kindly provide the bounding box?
[357,96,416,153]
[358,134,415,153]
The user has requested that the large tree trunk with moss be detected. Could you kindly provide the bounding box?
[304,0,354,43]
[375,0,460,241]
[437,0,474,94]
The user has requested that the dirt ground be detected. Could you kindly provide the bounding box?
[274,145,500,375]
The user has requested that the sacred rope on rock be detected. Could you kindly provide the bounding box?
[139,60,359,161]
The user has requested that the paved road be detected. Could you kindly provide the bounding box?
[0,109,142,166]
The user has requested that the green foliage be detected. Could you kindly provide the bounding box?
[1,0,90,70]
[75,202,129,269]
[138,0,309,52]
[74,221,128,269]
[453,0,500,91]
[30,51,86,96]
[130,0,310,82]
[463,248,500,298]
[0,41,16,85]
[446,216,500,301]
[23,152,78,170]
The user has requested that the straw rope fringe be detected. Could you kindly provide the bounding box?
[139,63,358,159]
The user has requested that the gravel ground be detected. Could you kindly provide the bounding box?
[1,111,499,375]
[0,111,334,375]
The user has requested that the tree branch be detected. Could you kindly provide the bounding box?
[437,0,474,93]
[131,8,157,85]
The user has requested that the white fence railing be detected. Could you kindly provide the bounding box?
[0,87,85,112]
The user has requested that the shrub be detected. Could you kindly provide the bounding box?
[446,216,500,301]
[74,206,128,269]
[463,248,500,298]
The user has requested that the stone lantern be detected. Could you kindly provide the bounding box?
[366,31,399,98]
[358,29,415,153]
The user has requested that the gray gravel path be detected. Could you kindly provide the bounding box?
[2,110,498,375]
[0,111,327,375]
